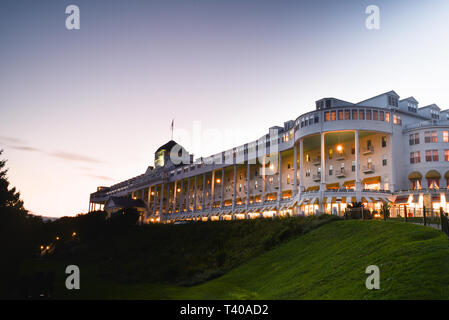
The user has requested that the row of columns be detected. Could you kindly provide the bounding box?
[141,129,394,219]
[88,202,104,212]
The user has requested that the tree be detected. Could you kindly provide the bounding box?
[381,201,391,221]
[0,149,26,211]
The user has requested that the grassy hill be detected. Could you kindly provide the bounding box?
[23,219,449,299]
[180,220,449,299]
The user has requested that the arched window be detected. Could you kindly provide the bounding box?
[425,170,441,189]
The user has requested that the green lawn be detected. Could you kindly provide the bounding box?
[29,220,449,299]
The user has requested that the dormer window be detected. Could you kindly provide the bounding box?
[388,95,398,107]
[408,102,417,113]
[430,109,440,119]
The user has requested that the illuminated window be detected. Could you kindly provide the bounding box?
[366,110,372,120]
[330,111,336,121]
[433,150,439,161]
[287,174,291,184]
[352,109,358,120]
[329,149,333,159]
[432,131,438,143]
[338,110,343,120]
[445,150,449,162]
[444,131,449,143]
[382,136,387,148]
[385,112,390,122]
[359,109,365,120]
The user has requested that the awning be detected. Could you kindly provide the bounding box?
[322,197,328,204]
[408,171,422,180]
[306,185,320,191]
[394,197,408,204]
[326,182,339,190]
[331,197,337,203]
[298,199,305,206]
[426,170,441,179]
[369,197,377,203]
[313,197,319,205]
[351,197,357,203]
[289,200,298,208]
[361,197,368,203]
[362,176,381,184]
[309,197,317,205]
[342,180,355,187]
[432,195,441,202]
[340,197,346,203]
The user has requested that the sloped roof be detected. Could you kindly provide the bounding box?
[155,140,179,153]
[106,196,146,209]
[400,96,418,103]
[356,90,399,105]
[420,104,440,111]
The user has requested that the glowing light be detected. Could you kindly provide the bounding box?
[72,232,77,237]
[40,245,44,250]
[177,188,181,192]
[56,236,60,240]
[336,145,343,152]
[46,246,50,250]
[216,178,221,184]
[269,164,274,170]
[151,192,154,196]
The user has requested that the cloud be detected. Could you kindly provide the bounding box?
[50,152,104,164]
[9,145,42,152]
[85,174,114,181]
[0,135,26,144]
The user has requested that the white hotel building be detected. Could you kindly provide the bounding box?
[89,91,449,222]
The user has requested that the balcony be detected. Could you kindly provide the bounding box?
[361,146,374,155]
[362,164,375,174]
[336,169,346,178]
[312,173,321,182]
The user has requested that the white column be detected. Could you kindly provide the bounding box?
[186,178,191,212]
[355,130,361,200]
[262,156,266,204]
[152,185,157,216]
[293,143,297,197]
[246,160,250,209]
[220,168,224,208]
[389,133,395,192]
[159,183,165,219]
[201,173,206,211]
[278,151,282,201]
[232,163,237,209]
[179,180,184,212]
[210,170,215,210]
[299,138,304,193]
[319,132,325,213]
[173,181,177,213]
[193,175,197,212]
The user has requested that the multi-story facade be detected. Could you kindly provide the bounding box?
[89,90,449,222]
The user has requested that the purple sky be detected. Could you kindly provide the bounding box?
[1,0,449,217]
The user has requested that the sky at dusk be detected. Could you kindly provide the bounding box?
[1,0,449,217]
